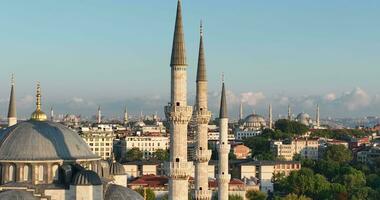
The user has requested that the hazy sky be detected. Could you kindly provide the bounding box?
[0,0,379,119]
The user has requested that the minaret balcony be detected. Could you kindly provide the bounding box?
[217,174,231,184]
[194,149,212,162]
[165,161,194,179]
[194,190,212,200]
[194,110,211,124]
[165,105,193,124]
[218,144,230,154]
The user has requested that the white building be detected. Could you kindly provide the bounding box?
[124,136,169,159]
[271,138,319,160]
[239,161,301,193]
[80,127,115,160]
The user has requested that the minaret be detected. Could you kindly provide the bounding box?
[50,107,54,122]
[124,106,128,125]
[269,104,273,129]
[287,105,291,120]
[239,102,243,122]
[194,21,212,200]
[316,104,320,128]
[97,106,102,123]
[218,81,230,200]
[164,1,193,199]
[7,74,17,127]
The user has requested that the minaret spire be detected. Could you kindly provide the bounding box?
[194,21,212,200]
[165,1,193,199]
[124,106,128,125]
[7,74,17,126]
[316,104,320,128]
[196,21,206,82]
[239,101,244,122]
[97,106,102,124]
[50,107,54,122]
[287,104,291,120]
[218,80,230,200]
[170,0,187,67]
[269,104,273,129]
[219,82,227,119]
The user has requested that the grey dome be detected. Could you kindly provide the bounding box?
[109,161,125,175]
[296,113,311,126]
[105,184,143,200]
[297,112,310,120]
[71,170,102,186]
[243,114,266,129]
[245,114,265,124]
[0,190,38,200]
[0,120,99,161]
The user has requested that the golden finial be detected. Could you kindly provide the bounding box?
[31,81,47,121]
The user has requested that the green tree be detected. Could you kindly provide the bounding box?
[281,193,312,200]
[246,190,267,200]
[134,187,155,200]
[153,149,169,161]
[229,194,244,200]
[126,147,143,161]
[323,145,352,164]
[274,119,309,135]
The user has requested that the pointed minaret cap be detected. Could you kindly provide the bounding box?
[219,76,228,119]
[31,82,47,121]
[196,21,207,82]
[8,74,16,118]
[170,0,187,66]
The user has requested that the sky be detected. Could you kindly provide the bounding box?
[0,0,379,119]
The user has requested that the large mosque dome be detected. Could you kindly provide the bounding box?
[0,120,99,161]
[242,114,267,130]
[296,112,312,126]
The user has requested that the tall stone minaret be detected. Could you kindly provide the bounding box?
[164,1,193,199]
[239,102,243,122]
[218,81,230,200]
[194,22,212,200]
[124,106,129,125]
[316,104,320,128]
[50,107,54,122]
[7,74,17,127]
[269,104,273,129]
[287,105,291,120]
[97,106,102,124]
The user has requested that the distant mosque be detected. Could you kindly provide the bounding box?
[0,81,142,199]
[235,103,322,139]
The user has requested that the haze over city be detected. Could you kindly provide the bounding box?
[1,0,379,118]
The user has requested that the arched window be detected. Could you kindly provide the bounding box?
[38,165,44,181]
[23,165,31,181]
[8,165,15,182]
[52,165,59,181]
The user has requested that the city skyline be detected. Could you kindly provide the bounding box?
[1,0,380,118]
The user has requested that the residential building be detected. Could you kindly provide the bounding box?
[239,160,301,193]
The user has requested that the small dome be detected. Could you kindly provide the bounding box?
[0,190,37,200]
[134,121,145,127]
[105,184,143,200]
[109,161,125,175]
[71,170,102,186]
